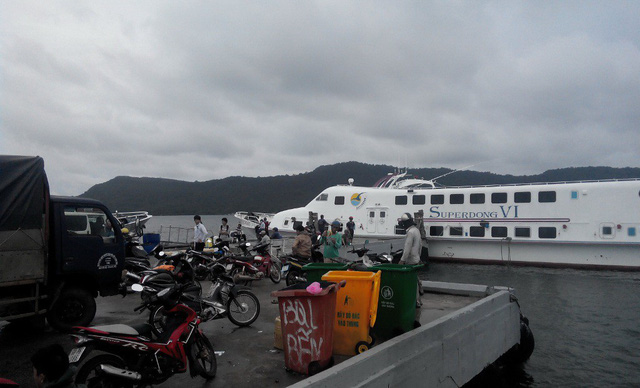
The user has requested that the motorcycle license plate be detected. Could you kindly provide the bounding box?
[281,264,289,274]
[225,264,234,271]
[68,347,85,363]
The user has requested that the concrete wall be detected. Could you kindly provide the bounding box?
[290,289,521,388]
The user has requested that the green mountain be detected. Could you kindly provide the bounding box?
[79,162,640,215]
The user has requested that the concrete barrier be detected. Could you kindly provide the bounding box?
[290,287,521,388]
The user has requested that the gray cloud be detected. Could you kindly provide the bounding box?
[1,1,639,195]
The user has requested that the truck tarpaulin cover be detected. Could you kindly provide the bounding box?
[0,155,48,231]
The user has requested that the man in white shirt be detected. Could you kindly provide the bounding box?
[193,215,207,251]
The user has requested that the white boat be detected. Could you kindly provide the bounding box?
[113,210,152,231]
[268,171,640,270]
[234,211,274,229]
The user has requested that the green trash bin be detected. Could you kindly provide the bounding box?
[302,263,348,283]
[368,263,423,339]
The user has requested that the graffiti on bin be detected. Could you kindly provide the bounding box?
[282,299,324,367]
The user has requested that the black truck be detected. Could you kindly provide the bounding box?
[0,155,125,331]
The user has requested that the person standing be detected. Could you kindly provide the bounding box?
[319,220,342,263]
[397,212,423,306]
[317,214,328,234]
[345,216,356,246]
[219,217,231,247]
[193,215,207,251]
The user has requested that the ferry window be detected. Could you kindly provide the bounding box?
[514,192,531,203]
[431,194,444,205]
[369,211,375,218]
[469,226,485,237]
[430,226,444,236]
[334,196,345,205]
[571,191,578,199]
[470,193,485,204]
[316,193,328,201]
[538,227,557,239]
[450,227,463,236]
[450,194,464,204]
[491,227,508,238]
[412,195,426,205]
[380,211,386,218]
[538,191,556,203]
[491,192,507,204]
[395,195,408,205]
[602,226,613,236]
[284,220,289,226]
[515,227,531,238]
[629,227,637,237]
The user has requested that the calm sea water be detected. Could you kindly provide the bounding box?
[147,215,640,387]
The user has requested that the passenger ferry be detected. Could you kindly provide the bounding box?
[266,172,640,269]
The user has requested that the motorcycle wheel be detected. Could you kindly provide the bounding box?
[227,290,260,327]
[149,305,168,337]
[286,269,305,286]
[190,333,217,378]
[75,354,132,388]
[269,262,282,283]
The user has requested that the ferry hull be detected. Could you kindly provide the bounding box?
[428,238,640,270]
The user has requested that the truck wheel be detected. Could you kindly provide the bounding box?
[47,288,96,332]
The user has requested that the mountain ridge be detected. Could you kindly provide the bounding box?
[79,161,640,215]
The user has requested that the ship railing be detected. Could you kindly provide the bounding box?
[416,178,640,190]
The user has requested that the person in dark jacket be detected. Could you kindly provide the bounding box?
[31,344,80,388]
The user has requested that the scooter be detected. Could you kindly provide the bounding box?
[69,283,216,387]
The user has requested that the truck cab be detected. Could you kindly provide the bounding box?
[50,197,126,297]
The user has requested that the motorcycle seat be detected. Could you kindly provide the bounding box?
[89,323,153,338]
[232,256,254,262]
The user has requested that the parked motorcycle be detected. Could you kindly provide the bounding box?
[147,261,260,335]
[238,242,282,283]
[69,283,216,387]
[280,255,311,286]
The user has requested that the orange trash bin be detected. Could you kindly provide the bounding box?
[321,270,381,355]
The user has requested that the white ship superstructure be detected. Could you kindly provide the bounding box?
[268,172,640,269]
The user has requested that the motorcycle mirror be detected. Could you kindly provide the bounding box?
[131,283,144,292]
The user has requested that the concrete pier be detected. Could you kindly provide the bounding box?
[0,271,528,387]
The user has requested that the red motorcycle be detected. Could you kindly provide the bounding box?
[239,242,281,283]
[69,283,216,387]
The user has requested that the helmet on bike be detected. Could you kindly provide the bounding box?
[331,221,341,228]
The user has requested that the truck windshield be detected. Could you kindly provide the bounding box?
[64,206,115,243]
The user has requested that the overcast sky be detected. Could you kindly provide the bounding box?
[1,1,639,196]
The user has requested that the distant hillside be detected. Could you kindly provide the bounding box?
[79,162,640,215]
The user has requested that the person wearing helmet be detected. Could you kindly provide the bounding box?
[398,212,424,306]
[319,220,343,263]
[398,213,421,265]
